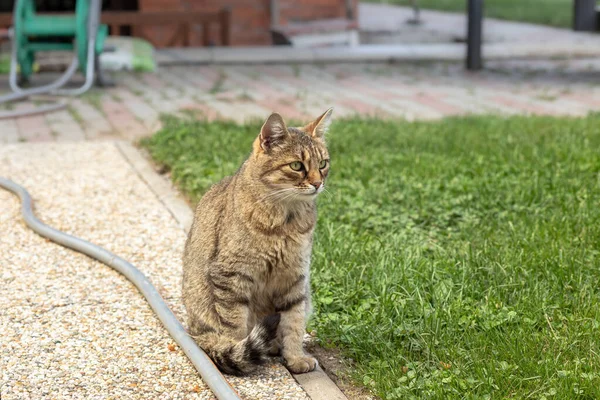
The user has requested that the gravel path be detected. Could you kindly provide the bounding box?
[0,142,310,400]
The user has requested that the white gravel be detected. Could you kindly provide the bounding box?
[0,142,309,400]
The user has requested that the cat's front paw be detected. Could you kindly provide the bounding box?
[285,355,318,374]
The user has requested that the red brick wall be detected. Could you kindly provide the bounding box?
[138,0,358,47]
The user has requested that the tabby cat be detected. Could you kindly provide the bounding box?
[182,109,333,375]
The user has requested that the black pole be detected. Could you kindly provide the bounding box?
[466,0,483,70]
[573,0,597,31]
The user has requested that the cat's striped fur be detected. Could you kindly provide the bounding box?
[183,109,333,375]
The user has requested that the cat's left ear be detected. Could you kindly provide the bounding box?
[305,108,333,139]
[259,112,289,152]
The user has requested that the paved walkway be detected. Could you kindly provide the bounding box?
[0,142,309,399]
[1,59,600,144]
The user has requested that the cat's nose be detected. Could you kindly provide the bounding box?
[312,181,322,189]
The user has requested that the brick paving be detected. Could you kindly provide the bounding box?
[1,59,600,144]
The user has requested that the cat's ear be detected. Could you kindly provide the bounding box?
[259,112,289,152]
[304,108,333,139]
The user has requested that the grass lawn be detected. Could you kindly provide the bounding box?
[143,114,600,399]
[372,0,573,28]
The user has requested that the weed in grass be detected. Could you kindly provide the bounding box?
[210,70,227,94]
[143,114,600,399]
[292,64,301,78]
[236,91,254,102]
[67,106,84,124]
[535,93,557,102]
[560,87,573,96]
[81,90,103,113]
[1,102,15,111]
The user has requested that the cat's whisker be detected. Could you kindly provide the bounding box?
[266,188,295,199]
[280,191,299,203]
[278,191,303,204]
[252,188,296,206]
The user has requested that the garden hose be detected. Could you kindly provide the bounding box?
[0,177,241,400]
[0,0,102,119]
[0,29,74,119]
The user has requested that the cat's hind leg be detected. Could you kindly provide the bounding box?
[189,268,280,375]
[191,313,280,376]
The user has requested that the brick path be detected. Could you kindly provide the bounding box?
[1,59,600,144]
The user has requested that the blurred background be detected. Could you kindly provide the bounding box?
[0,0,599,136]
[0,0,594,47]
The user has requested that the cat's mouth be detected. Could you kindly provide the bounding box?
[292,184,325,199]
[297,188,323,197]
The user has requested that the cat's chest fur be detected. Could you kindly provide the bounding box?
[250,234,312,314]
[237,204,315,297]
[244,210,314,274]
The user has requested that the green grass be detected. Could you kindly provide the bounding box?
[375,0,573,28]
[0,53,10,74]
[142,114,600,399]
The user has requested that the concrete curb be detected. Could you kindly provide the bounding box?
[116,141,349,400]
[116,141,194,233]
[293,365,348,400]
[156,42,600,66]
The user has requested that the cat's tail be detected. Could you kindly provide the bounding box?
[203,313,281,376]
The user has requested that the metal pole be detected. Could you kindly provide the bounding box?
[466,0,483,70]
[345,0,354,20]
[573,0,597,31]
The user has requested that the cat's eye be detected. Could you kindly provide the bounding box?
[290,161,304,171]
[319,160,328,169]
